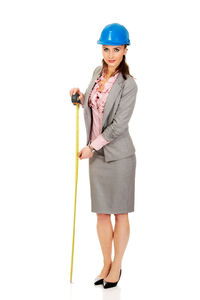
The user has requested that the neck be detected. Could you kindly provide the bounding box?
[104,66,116,78]
[108,66,116,75]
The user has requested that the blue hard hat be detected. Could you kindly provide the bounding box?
[97,23,130,46]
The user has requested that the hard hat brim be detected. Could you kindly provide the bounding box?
[97,40,130,46]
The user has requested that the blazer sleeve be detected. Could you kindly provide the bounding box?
[90,133,110,150]
[81,95,85,108]
[101,78,138,142]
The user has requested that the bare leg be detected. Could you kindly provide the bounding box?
[96,213,113,278]
[104,213,130,282]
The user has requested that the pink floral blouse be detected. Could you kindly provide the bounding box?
[83,70,120,150]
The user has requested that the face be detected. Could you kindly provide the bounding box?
[102,45,127,69]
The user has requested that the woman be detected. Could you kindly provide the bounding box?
[69,23,138,289]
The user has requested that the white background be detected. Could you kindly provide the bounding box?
[0,0,199,299]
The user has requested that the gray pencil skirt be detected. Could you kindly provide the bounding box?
[88,147,136,214]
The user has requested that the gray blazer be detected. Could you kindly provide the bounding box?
[83,65,138,162]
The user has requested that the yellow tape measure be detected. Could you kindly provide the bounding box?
[70,93,81,283]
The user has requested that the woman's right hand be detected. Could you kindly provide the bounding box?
[69,88,85,106]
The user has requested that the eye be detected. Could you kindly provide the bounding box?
[114,48,120,52]
[103,48,108,51]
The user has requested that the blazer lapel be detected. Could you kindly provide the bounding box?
[84,67,125,130]
[102,72,124,129]
[84,69,101,109]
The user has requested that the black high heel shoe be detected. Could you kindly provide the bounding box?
[94,264,112,285]
[103,269,122,289]
[94,276,104,285]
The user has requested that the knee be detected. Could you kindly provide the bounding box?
[97,213,111,221]
[114,213,128,221]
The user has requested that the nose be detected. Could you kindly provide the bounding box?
[109,53,114,59]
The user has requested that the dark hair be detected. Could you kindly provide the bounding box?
[100,45,135,80]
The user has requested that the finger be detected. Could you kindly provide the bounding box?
[73,88,80,95]
[78,92,83,99]
[70,89,77,97]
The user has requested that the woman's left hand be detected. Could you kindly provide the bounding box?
[78,146,94,159]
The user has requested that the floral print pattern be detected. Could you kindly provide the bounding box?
[88,71,119,114]
[88,70,120,150]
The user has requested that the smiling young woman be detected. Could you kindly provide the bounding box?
[101,44,135,80]
[69,23,138,289]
